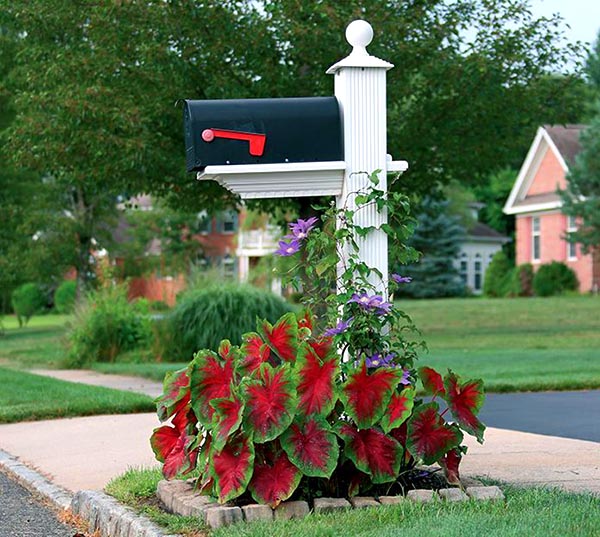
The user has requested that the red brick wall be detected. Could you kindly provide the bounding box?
[128,274,186,306]
[526,146,567,196]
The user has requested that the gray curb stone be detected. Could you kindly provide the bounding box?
[0,449,181,537]
[438,488,469,502]
[466,486,505,501]
[407,489,436,503]
[0,448,72,511]
[313,497,352,513]
[71,490,182,537]
[349,496,380,509]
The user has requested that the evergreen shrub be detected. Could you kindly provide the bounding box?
[11,283,46,327]
[533,261,579,297]
[163,284,292,362]
[483,251,512,297]
[54,280,77,313]
[67,285,152,365]
[507,263,534,297]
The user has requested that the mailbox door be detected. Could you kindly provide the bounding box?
[184,97,342,171]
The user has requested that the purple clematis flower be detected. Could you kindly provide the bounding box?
[323,317,353,337]
[348,293,392,315]
[391,274,412,284]
[400,369,411,385]
[365,352,396,368]
[288,216,318,240]
[275,239,301,257]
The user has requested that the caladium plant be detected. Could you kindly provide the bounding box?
[151,178,486,507]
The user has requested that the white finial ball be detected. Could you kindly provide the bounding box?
[345,20,373,51]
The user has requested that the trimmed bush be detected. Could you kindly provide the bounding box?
[66,284,152,366]
[54,280,77,314]
[483,251,512,297]
[533,261,579,297]
[11,283,46,327]
[163,284,293,362]
[506,263,534,297]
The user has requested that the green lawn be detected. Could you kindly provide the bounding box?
[91,361,188,382]
[0,314,71,368]
[397,296,600,392]
[106,468,600,537]
[0,367,154,423]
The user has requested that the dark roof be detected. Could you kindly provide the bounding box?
[467,222,510,242]
[544,125,585,167]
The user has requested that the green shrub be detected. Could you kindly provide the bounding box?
[506,263,534,297]
[533,261,579,297]
[54,280,77,314]
[483,251,512,297]
[149,300,170,312]
[66,284,152,366]
[163,284,293,362]
[11,283,46,327]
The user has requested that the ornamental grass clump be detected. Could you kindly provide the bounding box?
[151,173,486,507]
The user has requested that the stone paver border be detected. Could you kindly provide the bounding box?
[158,478,506,529]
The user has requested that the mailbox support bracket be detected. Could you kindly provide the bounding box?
[196,161,347,199]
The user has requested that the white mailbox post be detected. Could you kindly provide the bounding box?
[196,20,407,296]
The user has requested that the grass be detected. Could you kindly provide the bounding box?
[397,296,600,392]
[106,468,600,537]
[0,367,155,423]
[106,467,206,537]
[0,314,71,368]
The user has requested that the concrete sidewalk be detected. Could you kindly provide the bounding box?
[1,369,598,496]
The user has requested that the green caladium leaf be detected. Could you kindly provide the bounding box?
[239,332,270,374]
[280,416,338,478]
[380,387,415,433]
[244,363,297,443]
[341,362,401,428]
[406,402,463,465]
[210,434,255,504]
[335,422,402,484]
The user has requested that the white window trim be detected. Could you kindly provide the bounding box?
[532,216,541,263]
[567,215,577,261]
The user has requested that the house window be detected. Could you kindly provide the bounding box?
[219,210,238,234]
[459,254,468,285]
[222,254,236,279]
[474,255,482,291]
[196,211,212,234]
[567,215,577,260]
[532,216,541,262]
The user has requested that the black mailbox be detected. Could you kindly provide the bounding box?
[183,97,343,172]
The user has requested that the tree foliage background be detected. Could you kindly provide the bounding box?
[0,0,590,297]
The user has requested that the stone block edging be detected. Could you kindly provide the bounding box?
[158,479,506,529]
[0,448,73,511]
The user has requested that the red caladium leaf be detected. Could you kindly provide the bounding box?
[418,366,446,396]
[308,337,333,360]
[297,309,315,334]
[444,371,486,443]
[406,402,463,465]
[210,393,244,452]
[280,416,339,478]
[259,312,298,363]
[335,423,402,483]
[296,346,339,417]
[190,350,234,426]
[380,387,416,433]
[155,367,190,422]
[341,363,400,428]
[240,332,270,373]
[245,363,297,443]
[150,425,198,479]
[249,450,302,508]
[440,447,463,486]
[210,434,255,503]
[218,339,237,361]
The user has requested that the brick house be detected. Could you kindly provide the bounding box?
[503,125,600,293]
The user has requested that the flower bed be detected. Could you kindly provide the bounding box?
[150,173,486,513]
